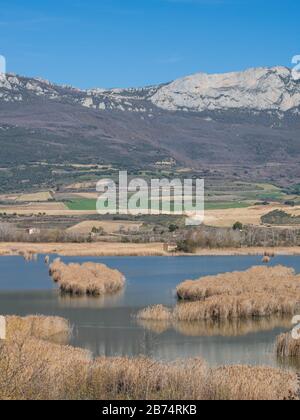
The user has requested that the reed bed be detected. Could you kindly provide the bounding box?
[138,291,299,322]
[210,365,298,400]
[276,332,300,358]
[1,314,298,400]
[5,315,71,344]
[172,266,300,320]
[49,259,125,296]
[0,335,91,400]
[1,314,299,400]
[177,266,297,301]
[90,357,212,400]
[173,293,299,321]
[0,336,297,400]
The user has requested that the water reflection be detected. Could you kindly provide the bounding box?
[277,356,300,371]
[0,255,299,369]
[137,317,293,337]
[58,290,125,309]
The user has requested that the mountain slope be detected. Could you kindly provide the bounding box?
[151,67,300,113]
[0,67,300,184]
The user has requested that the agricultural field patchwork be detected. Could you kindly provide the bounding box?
[16,191,53,202]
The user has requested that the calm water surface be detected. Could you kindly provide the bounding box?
[0,255,299,368]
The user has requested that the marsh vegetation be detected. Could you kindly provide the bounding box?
[49,259,125,296]
[138,266,300,322]
[276,332,300,358]
[0,315,298,400]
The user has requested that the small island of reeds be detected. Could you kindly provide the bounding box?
[138,266,300,322]
[49,259,125,296]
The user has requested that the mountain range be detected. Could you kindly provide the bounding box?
[0,66,300,184]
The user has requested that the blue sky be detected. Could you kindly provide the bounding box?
[0,0,299,88]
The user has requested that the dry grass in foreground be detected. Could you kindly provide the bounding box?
[276,332,300,358]
[5,315,71,344]
[49,259,125,296]
[172,266,300,320]
[210,365,298,401]
[0,315,298,400]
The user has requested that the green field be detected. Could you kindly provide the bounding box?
[66,198,250,212]
[204,202,250,210]
[66,199,97,211]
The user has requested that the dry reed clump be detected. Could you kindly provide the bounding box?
[210,365,298,400]
[49,259,125,296]
[173,293,299,321]
[173,266,300,320]
[137,305,172,321]
[177,266,296,301]
[136,305,173,333]
[19,250,38,261]
[5,315,71,344]
[276,332,300,358]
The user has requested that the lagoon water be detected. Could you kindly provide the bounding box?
[0,254,300,368]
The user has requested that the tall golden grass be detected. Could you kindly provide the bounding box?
[210,365,298,400]
[172,266,300,320]
[0,334,91,400]
[173,294,299,321]
[276,332,300,358]
[90,357,212,400]
[5,315,71,344]
[0,315,298,400]
[1,337,298,400]
[177,266,297,301]
[49,259,125,296]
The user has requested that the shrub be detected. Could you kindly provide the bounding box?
[233,221,243,231]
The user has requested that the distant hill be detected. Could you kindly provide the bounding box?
[0,67,300,185]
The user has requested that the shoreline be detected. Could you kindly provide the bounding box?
[0,242,300,257]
